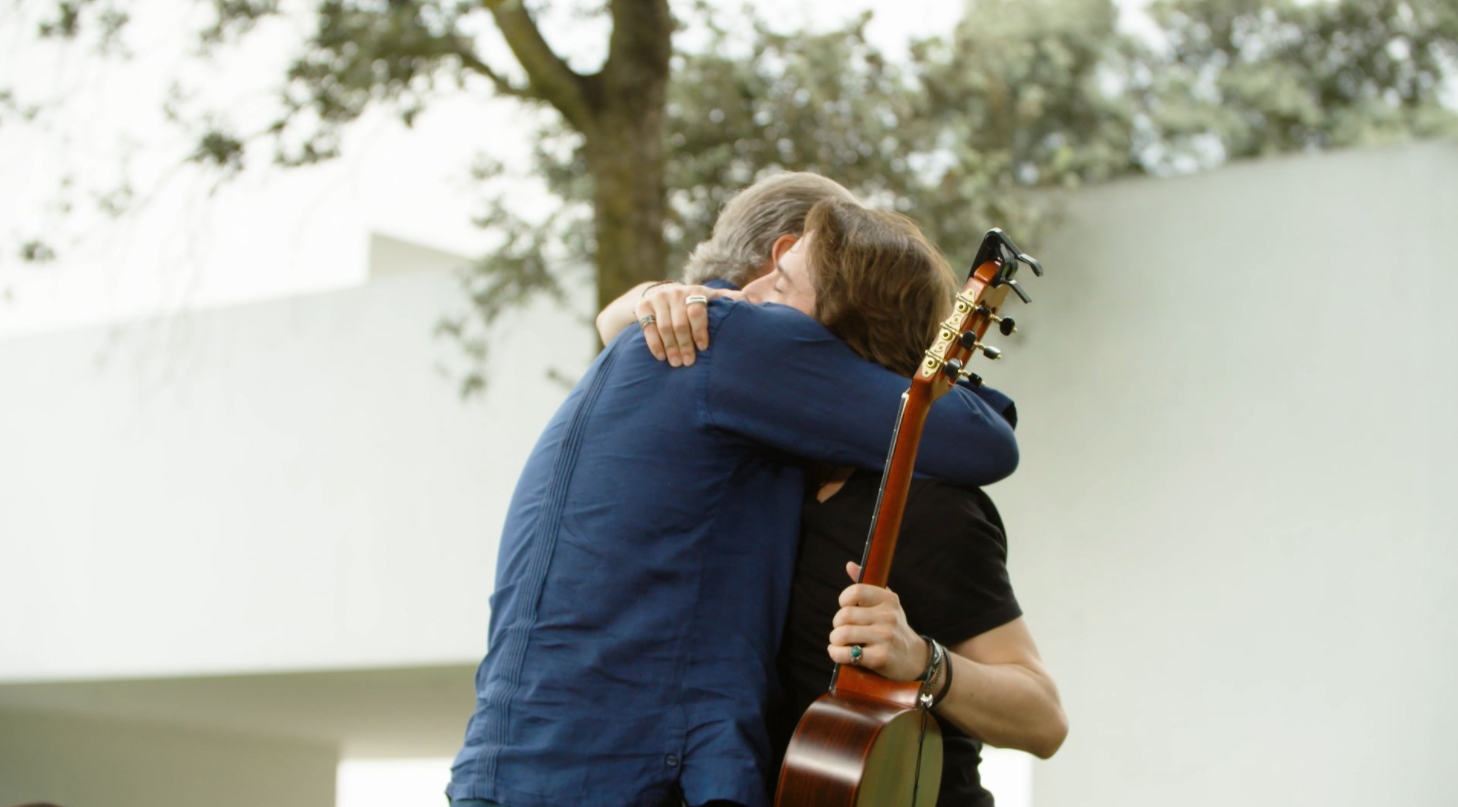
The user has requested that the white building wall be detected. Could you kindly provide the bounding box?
[986,140,1458,806]
[0,237,593,682]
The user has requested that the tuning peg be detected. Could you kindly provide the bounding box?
[980,345,1003,361]
[976,305,1017,336]
[959,330,980,350]
[959,371,984,387]
[941,358,964,381]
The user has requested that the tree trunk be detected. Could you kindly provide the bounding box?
[585,109,668,314]
[487,0,671,313]
[584,0,672,313]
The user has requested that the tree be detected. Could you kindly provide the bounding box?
[7,0,1456,391]
[440,0,1458,381]
[15,0,673,318]
[1147,0,1458,165]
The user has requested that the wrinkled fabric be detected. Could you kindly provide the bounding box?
[448,294,1019,807]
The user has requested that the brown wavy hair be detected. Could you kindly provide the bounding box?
[804,199,957,377]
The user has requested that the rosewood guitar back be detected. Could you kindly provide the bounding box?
[776,680,943,807]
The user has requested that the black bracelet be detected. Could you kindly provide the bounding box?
[933,645,954,707]
[917,635,946,708]
[917,635,938,682]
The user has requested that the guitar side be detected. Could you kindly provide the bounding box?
[776,684,943,807]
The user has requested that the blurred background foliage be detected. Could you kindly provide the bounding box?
[15,0,1458,392]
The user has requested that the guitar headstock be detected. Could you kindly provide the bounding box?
[917,228,1044,393]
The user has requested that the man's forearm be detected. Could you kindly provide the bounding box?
[935,651,1068,759]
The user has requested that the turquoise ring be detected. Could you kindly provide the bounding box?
[850,645,863,665]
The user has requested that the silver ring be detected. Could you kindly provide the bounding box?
[638,314,656,328]
[684,295,709,306]
[849,645,863,666]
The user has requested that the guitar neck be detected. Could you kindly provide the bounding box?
[834,377,939,704]
[857,381,935,588]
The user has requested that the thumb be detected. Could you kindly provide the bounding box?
[845,561,861,583]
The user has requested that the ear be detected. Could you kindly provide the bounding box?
[747,234,801,284]
[770,234,800,264]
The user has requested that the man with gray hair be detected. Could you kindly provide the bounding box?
[683,172,861,286]
[448,172,1017,807]
[596,172,860,368]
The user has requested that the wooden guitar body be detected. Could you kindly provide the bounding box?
[776,672,942,807]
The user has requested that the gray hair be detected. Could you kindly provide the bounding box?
[682,172,860,287]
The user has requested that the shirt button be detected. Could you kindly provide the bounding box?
[665,754,679,767]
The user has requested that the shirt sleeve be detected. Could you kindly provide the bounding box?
[700,301,1019,487]
[891,483,1022,646]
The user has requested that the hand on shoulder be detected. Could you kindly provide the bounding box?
[635,283,743,367]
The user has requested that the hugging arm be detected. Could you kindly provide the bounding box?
[596,281,741,367]
[703,303,1018,487]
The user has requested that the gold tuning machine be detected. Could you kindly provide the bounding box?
[976,304,1018,336]
[958,330,1003,361]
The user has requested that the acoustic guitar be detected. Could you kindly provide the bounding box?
[773,229,1043,807]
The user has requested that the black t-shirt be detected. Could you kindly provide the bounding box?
[769,470,1023,807]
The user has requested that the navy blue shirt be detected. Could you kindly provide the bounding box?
[448,298,1018,807]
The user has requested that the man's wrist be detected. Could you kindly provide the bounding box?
[641,280,677,298]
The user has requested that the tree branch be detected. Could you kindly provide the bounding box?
[484,0,592,129]
[458,49,537,101]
